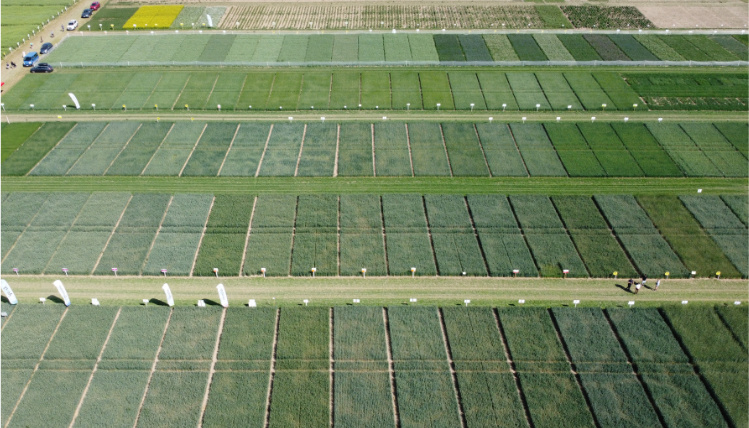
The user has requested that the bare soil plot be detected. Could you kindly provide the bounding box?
[638,6,749,29]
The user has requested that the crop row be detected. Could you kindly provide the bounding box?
[4,305,742,427]
[3,192,746,278]
[4,120,746,179]
[45,33,746,66]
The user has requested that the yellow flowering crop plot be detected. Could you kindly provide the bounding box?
[123,5,184,29]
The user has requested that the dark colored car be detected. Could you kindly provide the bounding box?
[30,63,53,73]
[40,42,53,54]
[81,9,93,18]
[90,1,101,10]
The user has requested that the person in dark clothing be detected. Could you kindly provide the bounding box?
[627,278,633,292]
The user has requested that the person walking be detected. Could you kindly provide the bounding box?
[641,275,648,288]
[634,282,641,294]
[627,278,633,292]
[655,279,661,291]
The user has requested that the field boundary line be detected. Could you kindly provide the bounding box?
[264,74,277,112]
[714,308,747,353]
[190,196,216,277]
[171,75,193,110]
[0,305,19,332]
[436,307,468,428]
[293,124,308,177]
[679,123,726,176]
[26,123,79,177]
[178,123,209,177]
[287,196,300,276]
[505,124,531,177]
[69,307,122,428]
[421,196,440,275]
[140,122,175,176]
[142,73,165,110]
[133,307,174,428]
[102,123,143,175]
[473,71,491,118]
[601,309,668,428]
[327,73,333,110]
[255,124,274,177]
[438,123,454,177]
[382,308,400,428]
[329,307,335,428]
[590,196,642,277]
[404,123,415,177]
[140,195,175,275]
[239,196,259,276]
[263,308,281,428]
[4,307,69,428]
[464,196,491,275]
[337,196,341,276]
[203,75,221,110]
[371,123,377,177]
[657,308,736,427]
[64,123,111,175]
[333,124,340,177]
[550,197,591,277]
[472,123,493,177]
[416,72,425,110]
[40,193,95,274]
[380,196,391,275]
[547,308,602,428]
[492,308,534,428]
[197,308,227,428]
[91,194,134,274]
[3,194,51,265]
[232,74,250,112]
[216,123,241,176]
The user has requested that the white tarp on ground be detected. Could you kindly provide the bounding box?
[53,280,71,306]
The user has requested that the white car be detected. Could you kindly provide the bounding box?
[67,20,78,31]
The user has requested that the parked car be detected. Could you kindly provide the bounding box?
[40,42,53,54]
[90,1,101,10]
[81,9,93,18]
[30,63,53,73]
[67,20,78,30]
[22,52,39,67]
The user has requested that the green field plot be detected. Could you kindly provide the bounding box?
[641,370,729,428]
[611,123,682,177]
[219,123,270,177]
[420,71,455,111]
[508,34,547,61]
[535,72,582,111]
[545,123,603,177]
[74,370,151,427]
[334,371,393,427]
[680,123,747,177]
[101,306,170,362]
[721,195,749,226]
[475,123,527,176]
[203,371,269,427]
[0,123,41,163]
[7,369,91,428]
[359,34,385,62]
[448,72,487,110]
[519,371,595,428]
[459,34,492,62]
[243,196,295,276]
[440,122,489,175]
[360,71,391,109]
[499,308,568,364]
[627,72,748,111]
[277,35,309,63]
[552,308,627,364]
[276,307,329,363]
[1,305,65,363]
[1,122,74,176]
[395,369,461,428]
[608,35,658,61]
[561,6,652,30]
[564,73,615,111]
[374,122,411,176]
[193,194,253,276]
[388,306,445,361]
[663,306,746,363]
[534,35,574,61]
[297,121,337,175]
[483,35,520,61]
[181,123,237,176]
[44,306,117,360]
[434,34,465,62]
[1,369,32,426]
[578,123,643,176]
[557,35,601,61]
[334,306,387,361]
[442,307,504,361]
[408,34,439,62]
[384,33,412,62]
[592,72,641,110]
[506,72,551,111]
[509,123,566,176]
[29,122,106,176]
[699,363,748,428]
[269,370,329,427]
[638,196,741,278]
[106,122,174,176]
[217,307,276,362]
[585,34,630,61]
[137,371,208,427]
[579,372,661,427]
[407,122,451,176]
[159,307,222,360]
[456,369,527,427]
[710,36,749,61]
[257,122,303,177]
[606,308,688,364]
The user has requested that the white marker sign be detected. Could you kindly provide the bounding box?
[216,283,229,308]
[1,280,18,305]
[53,280,71,306]
[162,283,175,307]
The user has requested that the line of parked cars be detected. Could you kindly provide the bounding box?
[22,2,102,73]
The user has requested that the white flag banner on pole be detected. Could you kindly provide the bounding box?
[162,283,174,307]
[53,280,71,306]
[216,283,228,308]
[1,279,18,305]
[68,93,81,110]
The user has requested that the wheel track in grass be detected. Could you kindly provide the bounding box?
[4,307,69,428]
[263,308,281,428]
[239,196,259,277]
[492,308,534,428]
[69,307,123,428]
[329,306,335,427]
[140,122,175,176]
[293,123,307,177]
[90,194,134,274]
[436,307,468,428]
[404,123,415,177]
[254,124,274,177]
[178,122,209,177]
[189,195,216,277]
[547,308,602,428]
[216,122,241,176]
[133,307,174,428]
[197,307,227,428]
[139,194,175,276]
[382,307,401,428]
[0,304,18,333]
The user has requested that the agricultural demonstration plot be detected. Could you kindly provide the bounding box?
[3,191,745,279]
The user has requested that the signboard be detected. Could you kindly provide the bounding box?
[1,280,18,305]
[162,283,174,307]
[216,283,228,308]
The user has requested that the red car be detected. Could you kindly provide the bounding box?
[90,1,101,10]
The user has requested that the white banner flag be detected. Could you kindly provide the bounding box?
[162,283,174,307]
[68,93,80,110]
[53,280,71,306]
[216,283,228,308]
[1,279,18,305]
